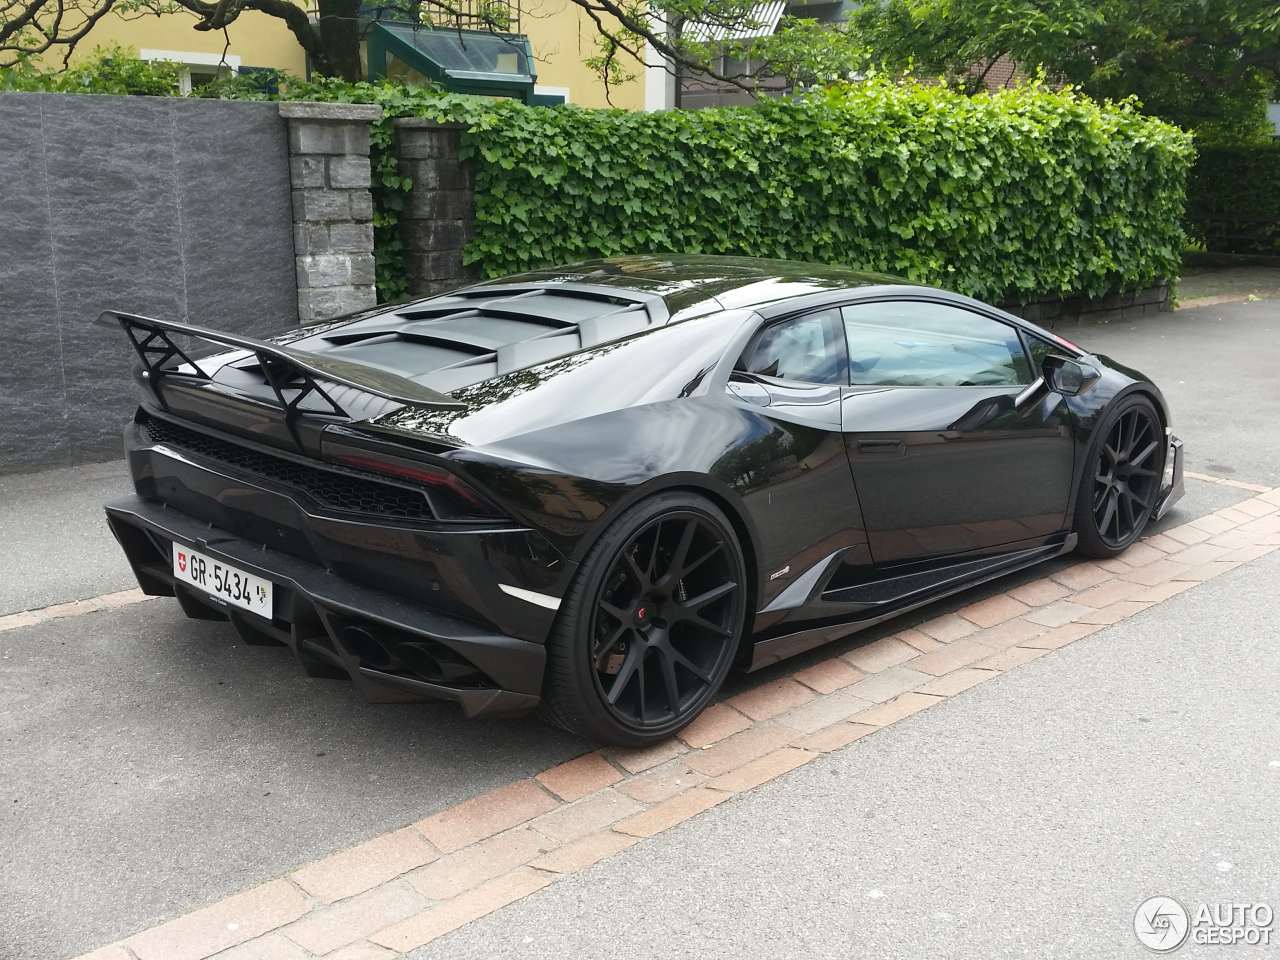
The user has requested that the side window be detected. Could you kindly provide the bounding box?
[737,309,847,385]
[841,301,1032,387]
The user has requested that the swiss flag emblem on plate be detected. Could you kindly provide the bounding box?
[177,551,187,573]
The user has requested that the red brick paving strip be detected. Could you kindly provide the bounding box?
[725,676,814,720]
[281,881,424,955]
[414,779,558,853]
[0,588,152,634]
[526,788,644,843]
[531,831,639,874]
[614,786,728,838]
[894,627,945,652]
[370,868,552,953]
[852,692,944,727]
[125,879,309,960]
[534,751,623,801]
[615,757,708,803]
[842,635,918,672]
[290,826,437,903]
[405,827,549,900]
[675,702,751,747]
[915,612,977,642]
[792,657,864,693]
[957,593,1029,628]
[72,948,134,960]
[919,667,998,697]
[976,645,1049,671]
[1007,577,1072,607]
[795,721,878,753]
[69,482,1280,960]
[707,747,816,793]
[607,735,688,773]
[966,617,1048,650]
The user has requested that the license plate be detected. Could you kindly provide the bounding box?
[172,543,273,617]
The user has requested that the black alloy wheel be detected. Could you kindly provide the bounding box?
[541,493,747,745]
[1076,395,1165,557]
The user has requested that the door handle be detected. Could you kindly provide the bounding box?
[855,440,906,457]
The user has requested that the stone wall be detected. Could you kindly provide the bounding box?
[281,102,382,322]
[1001,283,1171,327]
[394,120,477,296]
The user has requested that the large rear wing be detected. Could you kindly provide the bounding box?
[98,311,465,423]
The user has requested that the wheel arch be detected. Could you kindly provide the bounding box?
[567,473,763,660]
[659,482,761,666]
[1068,376,1170,510]
[1072,383,1168,556]
[1126,384,1170,431]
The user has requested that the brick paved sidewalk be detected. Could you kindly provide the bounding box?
[68,481,1280,960]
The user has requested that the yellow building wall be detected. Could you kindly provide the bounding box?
[58,11,309,76]
[519,0,644,109]
[48,3,644,109]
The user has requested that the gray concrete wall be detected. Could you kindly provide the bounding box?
[0,93,299,474]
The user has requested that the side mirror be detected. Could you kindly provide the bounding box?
[1042,355,1098,396]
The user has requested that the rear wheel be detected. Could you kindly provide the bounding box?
[1074,395,1165,558]
[541,492,748,746]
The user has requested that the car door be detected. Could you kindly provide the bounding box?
[728,307,874,611]
[839,297,1075,564]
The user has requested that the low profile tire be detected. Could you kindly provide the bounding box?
[1074,394,1166,558]
[540,491,749,746]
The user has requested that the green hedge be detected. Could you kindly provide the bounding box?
[1186,144,1280,255]
[242,76,1193,302]
[3,58,1196,303]
[444,81,1193,303]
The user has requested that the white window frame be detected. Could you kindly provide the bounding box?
[140,49,242,95]
[533,84,571,104]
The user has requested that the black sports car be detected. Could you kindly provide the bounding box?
[104,255,1184,745]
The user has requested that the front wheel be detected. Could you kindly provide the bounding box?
[1074,395,1165,558]
[540,492,748,746]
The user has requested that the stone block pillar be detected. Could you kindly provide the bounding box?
[280,101,382,323]
[393,119,477,296]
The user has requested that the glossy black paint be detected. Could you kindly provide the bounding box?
[103,255,1183,717]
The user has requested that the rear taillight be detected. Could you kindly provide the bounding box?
[322,440,508,523]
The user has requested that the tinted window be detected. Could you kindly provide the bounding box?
[1025,334,1059,380]
[738,309,847,385]
[841,301,1032,387]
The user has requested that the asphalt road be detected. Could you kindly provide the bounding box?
[0,458,135,615]
[0,487,1251,960]
[1,298,1275,959]
[0,601,586,957]
[1075,299,1280,486]
[416,551,1280,960]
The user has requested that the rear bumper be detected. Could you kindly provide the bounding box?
[123,413,568,647]
[1154,432,1185,520]
[106,495,544,718]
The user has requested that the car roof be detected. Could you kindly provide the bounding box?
[472,254,913,316]
[263,256,1051,401]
